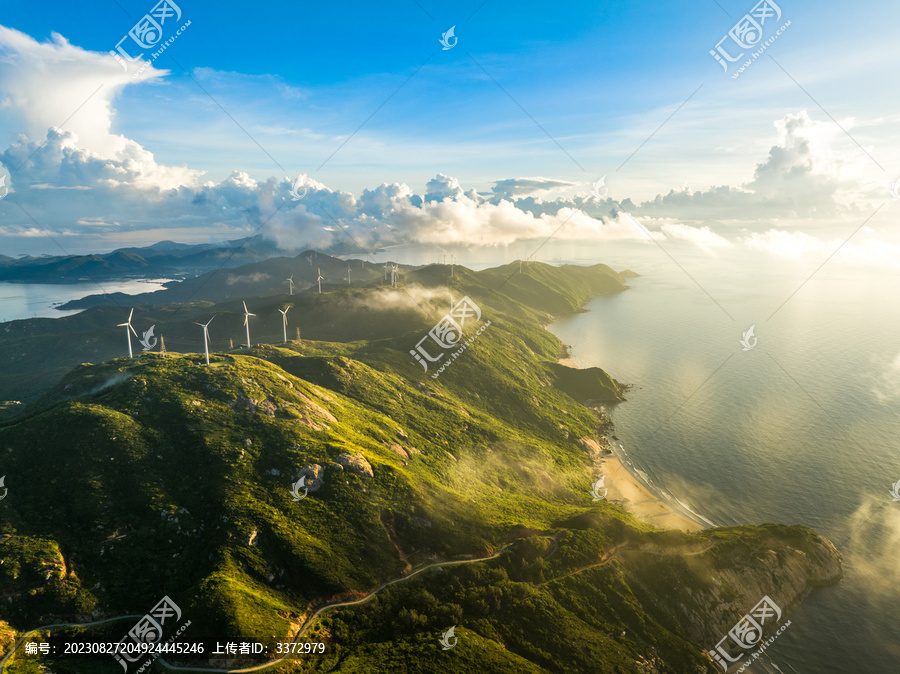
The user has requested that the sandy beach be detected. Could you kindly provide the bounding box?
[557,357,704,532]
[599,455,704,532]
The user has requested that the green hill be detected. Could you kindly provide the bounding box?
[0,261,841,673]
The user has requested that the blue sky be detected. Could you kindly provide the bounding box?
[0,0,898,259]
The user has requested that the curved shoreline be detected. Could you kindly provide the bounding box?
[603,437,714,531]
[558,357,712,532]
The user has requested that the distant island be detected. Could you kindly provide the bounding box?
[0,255,841,672]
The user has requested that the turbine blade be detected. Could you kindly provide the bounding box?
[243,301,248,312]
[129,324,139,337]
[128,308,134,321]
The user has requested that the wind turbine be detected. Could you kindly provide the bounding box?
[117,308,138,358]
[278,306,290,343]
[391,264,399,288]
[286,274,294,295]
[383,264,389,282]
[347,265,352,285]
[242,301,256,347]
[193,315,215,366]
[317,268,324,294]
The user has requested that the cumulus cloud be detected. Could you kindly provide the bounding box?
[632,111,874,220]
[0,25,198,190]
[0,23,892,265]
[659,222,734,253]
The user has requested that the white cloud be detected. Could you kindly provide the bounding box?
[0,26,165,159]
[0,22,894,263]
[659,222,734,253]
[491,176,577,199]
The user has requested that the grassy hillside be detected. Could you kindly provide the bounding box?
[0,261,840,673]
[0,258,629,419]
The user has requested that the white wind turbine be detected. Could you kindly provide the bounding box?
[286,274,294,295]
[383,264,389,282]
[242,301,256,347]
[391,264,399,288]
[347,265,352,285]
[117,308,138,358]
[193,315,215,365]
[278,306,290,343]
[317,268,324,294]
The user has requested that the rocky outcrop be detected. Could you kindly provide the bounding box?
[297,463,325,492]
[336,453,373,478]
[621,524,842,666]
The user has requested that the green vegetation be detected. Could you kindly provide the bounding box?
[0,260,839,672]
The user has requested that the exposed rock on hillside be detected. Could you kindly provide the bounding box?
[336,453,373,478]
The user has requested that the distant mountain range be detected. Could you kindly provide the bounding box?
[57,249,397,311]
[0,235,302,284]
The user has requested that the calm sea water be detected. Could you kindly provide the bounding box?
[0,279,171,322]
[547,242,900,673]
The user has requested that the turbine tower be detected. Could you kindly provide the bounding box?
[278,306,291,343]
[317,268,324,294]
[286,274,294,295]
[117,308,138,358]
[391,264,399,288]
[193,315,215,366]
[347,265,352,285]
[242,301,256,347]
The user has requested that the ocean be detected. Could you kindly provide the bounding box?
[546,241,900,673]
[0,279,172,322]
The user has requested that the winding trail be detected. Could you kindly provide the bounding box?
[1,534,708,673]
[155,545,519,673]
[2,539,550,674]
